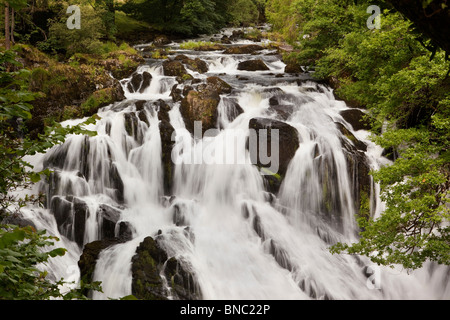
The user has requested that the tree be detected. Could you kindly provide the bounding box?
[266,0,450,270]
[0,49,101,299]
[2,0,27,49]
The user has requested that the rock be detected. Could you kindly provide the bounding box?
[50,195,73,238]
[108,163,125,204]
[174,55,209,74]
[237,59,270,71]
[170,84,183,102]
[220,35,232,44]
[267,239,294,272]
[123,112,139,138]
[159,120,175,195]
[78,238,126,294]
[118,221,134,241]
[131,236,201,300]
[180,89,220,136]
[205,76,232,94]
[162,60,189,78]
[127,71,152,94]
[179,77,233,136]
[248,118,300,193]
[284,62,303,74]
[339,109,372,131]
[153,35,170,46]
[342,141,374,223]
[223,44,264,55]
[335,122,367,152]
[229,30,245,41]
[193,43,225,51]
[1,213,37,230]
[154,99,171,123]
[131,236,168,300]
[164,256,200,299]
[97,204,122,240]
[73,197,89,247]
[219,97,244,127]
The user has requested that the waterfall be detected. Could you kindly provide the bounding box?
[19,28,450,300]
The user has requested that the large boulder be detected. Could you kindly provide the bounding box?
[284,61,303,74]
[162,60,189,78]
[237,59,270,71]
[339,109,372,131]
[223,44,264,55]
[204,76,232,94]
[335,122,367,152]
[78,238,127,296]
[127,71,152,94]
[174,55,208,74]
[96,204,122,240]
[131,236,201,300]
[180,77,232,135]
[180,90,220,136]
[248,118,300,193]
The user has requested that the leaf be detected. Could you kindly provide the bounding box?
[0,229,26,248]
[48,248,67,258]
[29,172,42,183]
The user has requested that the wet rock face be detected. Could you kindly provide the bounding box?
[174,55,209,74]
[162,60,189,78]
[180,89,220,136]
[335,122,367,152]
[180,77,233,136]
[339,109,372,131]
[248,117,300,193]
[131,236,201,300]
[223,44,264,54]
[127,71,152,94]
[237,59,270,71]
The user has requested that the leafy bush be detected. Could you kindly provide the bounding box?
[0,224,102,300]
[45,4,107,57]
[266,0,450,270]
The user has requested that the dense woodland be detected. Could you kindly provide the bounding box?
[0,0,449,299]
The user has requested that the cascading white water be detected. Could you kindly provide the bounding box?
[19,28,450,300]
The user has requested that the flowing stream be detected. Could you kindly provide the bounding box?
[19,28,450,300]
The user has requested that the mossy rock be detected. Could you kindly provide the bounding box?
[81,85,125,116]
[162,60,189,78]
[237,59,270,71]
[223,45,264,54]
[180,89,220,136]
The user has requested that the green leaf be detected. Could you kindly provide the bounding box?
[48,248,67,258]
[0,229,26,248]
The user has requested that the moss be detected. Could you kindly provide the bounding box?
[359,190,371,219]
[81,88,115,115]
[62,105,83,121]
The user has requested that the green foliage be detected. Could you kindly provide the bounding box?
[43,1,113,56]
[267,0,450,270]
[0,50,98,213]
[179,40,219,50]
[0,224,102,300]
[0,49,102,299]
[226,0,260,26]
[119,0,263,35]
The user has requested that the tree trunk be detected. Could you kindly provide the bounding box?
[11,8,14,45]
[5,2,10,50]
